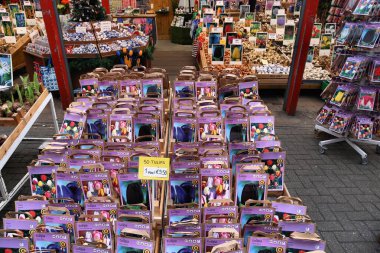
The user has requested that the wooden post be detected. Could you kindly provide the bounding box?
[283,0,320,115]
[41,0,73,109]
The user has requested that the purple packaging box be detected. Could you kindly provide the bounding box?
[102,150,130,163]
[47,202,82,220]
[168,208,201,226]
[59,111,86,139]
[80,78,98,96]
[133,116,159,142]
[15,200,49,224]
[79,172,113,200]
[98,80,118,97]
[195,81,217,100]
[204,238,243,253]
[247,236,287,253]
[260,152,286,191]
[73,244,112,253]
[120,79,141,97]
[69,148,102,161]
[115,221,152,236]
[164,237,203,253]
[28,165,58,199]
[225,116,248,143]
[287,237,326,252]
[3,218,38,238]
[203,205,238,224]
[33,232,70,253]
[239,206,275,227]
[43,214,76,243]
[200,155,229,169]
[172,115,197,143]
[38,153,67,166]
[68,159,97,171]
[278,221,316,236]
[235,173,268,207]
[249,115,275,141]
[200,169,232,207]
[142,78,163,98]
[108,114,133,143]
[204,223,241,238]
[174,81,195,98]
[239,81,259,98]
[116,236,155,252]
[117,209,152,223]
[85,113,109,140]
[197,114,223,142]
[243,224,281,246]
[117,173,151,209]
[75,221,113,249]
[170,174,201,205]
[85,202,118,222]
[255,140,282,153]
[55,172,84,205]
[0,237,29,252]
[74,139,104,148]
[171,160,201,174]
[165,224,203,237]
[271,201,307,221]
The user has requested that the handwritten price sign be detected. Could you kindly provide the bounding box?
[138,157,170,181]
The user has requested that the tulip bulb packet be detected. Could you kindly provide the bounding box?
[278,220,316,237]
[225,114,248,143]
[115,221,152,236]
[33,232,70,253]
[196,81,217,100]
[316,105,339,125]
[165,224,202,238]
[28,165,58,199]
[243,224,281,246]
[120,79,141,97]
[80,78,98,96]
[15,200,49,224]
[235,173,268,207]
[86,112,108,141]
[117,209,152,224]
[116,237,155,253]
[163,237,203,253]
[260,152,285,191]
[370,60,380,83]
[108,114,133,143]
[204,223,241,238]
[271,201,307,222]
[98,80,118,97]
[168,208,201,227]
[356,87,376,111]
[170,174,200,206]
[172,113,197,143]
[46,202,82,221]
[250,116,275,141]
[3,218,38,238]
[201,169,232,207]
[204,238,243,253]
[350,115,374,140]
[198,112,223,142]
[117,173,151,209]
[287,232,326,253]
[247,235,287,253]
[59,110,86,139]
[239,206,275,227]
[203,205,238,224]
[329,111,353,134]
[79,172,113,200]
[73,244,112,253]
[255,140,282,153]
[0,237,29,253]
[174,81,195,98]
[85,202,118,222]
[55,172,84,205]
[239,81,258,99]
[133,116,159,142]
[75,222,113,249]
[142,79,163,98]
[43,214,76,243]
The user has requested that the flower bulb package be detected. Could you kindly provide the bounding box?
[28,165,58,199]
[204,238,243,253]
[3,217,38,237]
[242,224,281,246]
[15,199,49,224]
[247,234,287,253]
[163,237,203,253]
[356,86,377,111]
[249,116,275,141]
[133,113,159,142]
[370,60,380,82]
[225,113,248,143]
[339,56,369,81]
[350,115,374,140]
[73,244,112,253]
[172,112,197,143]
[260,152,286,191]
[278,220,316,237]
[108,113,133,142]
[79,172,113,200]
[33,232,70,253]
[201,169,232,207]
[330,85,358,108]
[239,206,275,227]
[170,174,200,205]
[85,202,118,222]
[239,81,259,99]
[204,223,241,238]
[272,199,307,221]
[98,79,118,97]
[235,173,268,207]
[59,109,87,139]
[117,209,152,223]
[117,173,151,208]
[75,221,113,250]
[0,237,30,252]
[46,202,82,221]
[174,81,195,98]
[203,205,238,224]
[43,213,76,243]
[116,236,155,253]
[196,81,217,100]
[287,232,326,253]
[357,23,380,48]
[120,79,141,97]
[329,111,354,134]
[86,111,108,140]
[168,208,201,227]
[198,111,223,141]
[80,78,98,96]
[55,171,84,205]
[316,105,339,125]
[115,220,152,236]
[165,224,202,238]
[142,79,163,98]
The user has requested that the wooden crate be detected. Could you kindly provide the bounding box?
[0,108,26,126]
[0,88,48,160]
[8,29,33,71]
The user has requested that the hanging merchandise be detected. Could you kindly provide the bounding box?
[315,0,380,165]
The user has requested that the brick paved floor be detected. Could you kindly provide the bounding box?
[0,41,379,252]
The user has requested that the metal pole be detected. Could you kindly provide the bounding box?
[41,0,73,109]
[283,0,320,115]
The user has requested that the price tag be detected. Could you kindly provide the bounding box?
[2,16,10,22]
[211,27,223,33]
[138,156,170,181]
[261,59,269,65]
[0,8,7,13]
[75,26,87,34]
[225,17,233,22]
[24,1,32,6]
[268,33,277,40]
[232,38,242,45]
[216,1,224,6]
[100,21,112,32]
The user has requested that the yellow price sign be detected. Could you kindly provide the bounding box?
[138,156,170,181]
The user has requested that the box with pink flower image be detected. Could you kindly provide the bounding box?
[204,223,241,238]
[79,172,113,200]
[85,202,118,222]
[15,199,49,224]
[201,169,232,207]
[80,78,98,96]
[196,81,217,100]
[260,152,285,191]
[75,221,113,250]
[249,116,275,141]
[119,79,141,97]
[203,205,238,224]
[108,114,133,142]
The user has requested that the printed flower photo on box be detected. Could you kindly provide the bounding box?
[134,122,157,141]
[236,181,266,207]
[312,23,322,39]
[82,179,111,199]
[120,84,140,96]
[226,123,247,142]
[250,22,261,36]
[339,59,359,80]
[256,33,267,49]
[201,176,230,207]
[87,118,107,140]
[372,62,380,82]
[358,26,380,48]
[34,241,68,253]
[250,123,274,141]
[78,230,111,247]
[173,122,196,142]
[175,84,194,98]
[320,34,332,50]
[245,12,255,26]
[60,120,81,139]
[110,118,132,142]
[55,179,83,204]
[31,174,55,199]
[262,157,284,190]
[119,179,149,207]
[43,221,75,243]
[284,25,295,41]
[353,0,375,15]
[143,83,161,98]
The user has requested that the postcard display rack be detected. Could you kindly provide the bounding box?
[314,0,380,165]
[0,65,327,252]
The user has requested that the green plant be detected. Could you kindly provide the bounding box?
[144,45,155,60]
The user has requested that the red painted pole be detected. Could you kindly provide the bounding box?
[41,0,73,109]
[102,0,111,14]
[283,0,319,115]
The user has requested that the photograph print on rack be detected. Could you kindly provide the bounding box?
[223,22,234,36]
[250,22,261,36]
[357,25,380,48]
[320,33,333,56]
[283,25,295,45]
[306,46,314,63]
[353,0,375,15]
[230,44,243,65]
[310,23,322,46]
[255,32,268,51]
[209,32,221,49]
[325,23,337,37]
[0,54,13,89]
[212,44,225,65]
[240,5,250,18]
[226,32,238,48]
[245,12,255,27]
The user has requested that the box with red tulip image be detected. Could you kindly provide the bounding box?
[28,165,58,199]
[0,237,29,253]
[85,202,118,222]
[75,221,113,250]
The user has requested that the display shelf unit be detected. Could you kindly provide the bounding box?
[0,88,59,211]
[315,124,380,165]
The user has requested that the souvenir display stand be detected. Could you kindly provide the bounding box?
[0,86,59,211]
[314,1,380,165]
